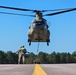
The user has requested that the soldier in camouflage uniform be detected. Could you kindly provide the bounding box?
[17,46,28,64]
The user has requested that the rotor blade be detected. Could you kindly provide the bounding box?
[44,8,76,16]
[41,8,73,12]
[0,6,34,11]
[0,11,35,17]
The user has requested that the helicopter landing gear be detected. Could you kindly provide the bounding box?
[46,39,50,46]
[29,42,31,46]
[28,39,31,46]
[47,42,49,46]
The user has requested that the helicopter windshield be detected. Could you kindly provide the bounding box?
[35,21,45,25]
[31,20,48,29]
[31,23,36,28]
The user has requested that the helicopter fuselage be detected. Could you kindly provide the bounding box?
[28,21,50,45]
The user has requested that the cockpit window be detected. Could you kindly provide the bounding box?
[31,23,36,28]
[31,20,47,29]
[34,21,45,25]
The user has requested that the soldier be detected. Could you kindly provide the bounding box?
[16,45,29,64]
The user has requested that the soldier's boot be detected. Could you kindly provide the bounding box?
[18,61,20,64]
[22,56,25,64]
[18,59,21,64]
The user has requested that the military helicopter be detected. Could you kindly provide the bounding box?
[0,6,76,46]
[28,12,50,46]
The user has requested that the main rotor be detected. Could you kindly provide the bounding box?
[0,6,76,17]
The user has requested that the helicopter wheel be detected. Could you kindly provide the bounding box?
[29,42,31,46]
[46,39,50,46]
[28,39,31,46]
[47,42,49,46]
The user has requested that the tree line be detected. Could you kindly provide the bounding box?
[0,50,76,64]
